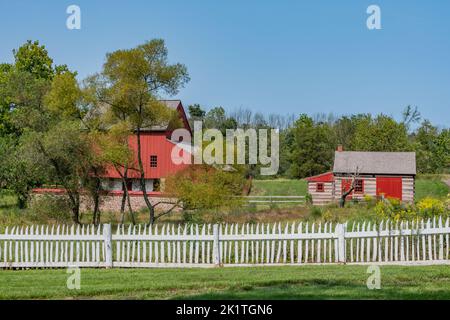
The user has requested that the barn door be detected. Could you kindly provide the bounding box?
[376,177,402,200]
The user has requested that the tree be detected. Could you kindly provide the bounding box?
[414,120,450,173]
[12,40,72,81]
[402,105,421,131]
[188,104,206,118]
[22,120,95,224]
[0,41,58,207]
[204,106,238,134]
[0,63,14,136]
[92,39,189,224]
[0,135,41,208]
[352,114,411,152]
[0,41,103,223]
[339,167,361,208]
[187,104,206,129]
[13,40,54,80]
[288,114,334,178]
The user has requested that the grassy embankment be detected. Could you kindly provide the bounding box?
[1,265,450,299]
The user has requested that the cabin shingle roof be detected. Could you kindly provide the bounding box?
[333,151,416,175]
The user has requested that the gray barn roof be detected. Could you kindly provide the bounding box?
[143,100,182,131]
[333,151,416,175]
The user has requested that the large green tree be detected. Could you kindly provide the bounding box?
[0,41,104,223]
[352,114,411,152]
[414,120,450,173]
[90,39,189,224]
[288,114,334,178]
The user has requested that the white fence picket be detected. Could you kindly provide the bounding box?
[1,217,450,268]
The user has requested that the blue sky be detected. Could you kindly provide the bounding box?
[0,1,449,127]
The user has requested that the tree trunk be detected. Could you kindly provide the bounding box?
[340,187,354,208]
[115,165,135,225]
[89,169,102,226]
[120,167,128,215]
[126,190,135,225]
[92,181,101,226]
[136,127,155,225]
[17,193,27,209]
[70,194,80,224]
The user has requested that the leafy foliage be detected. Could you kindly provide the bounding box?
[165,165,245,210]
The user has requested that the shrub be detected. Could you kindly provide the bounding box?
[28,194,72,224]
[417,197,446,218]
[322,209,334,222]
[310,206,323,219]
[374,197,448,221]
[364,194,377,208]
[165,165,246,211]
[305,193,313,205]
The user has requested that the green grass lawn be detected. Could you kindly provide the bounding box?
[415,178,449,201]
[1,265,450,300]
[251,179,307,196]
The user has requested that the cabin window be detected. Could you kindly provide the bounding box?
[355,179,364,193]
[150,155,158,168]
[316,183,324,192]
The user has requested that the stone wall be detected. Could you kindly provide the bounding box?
[85,194,180,213]
[32,192,181,213]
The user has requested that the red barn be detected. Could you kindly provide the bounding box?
[34,100,193,204]
[100,100,192,195]
[306,148,416,205]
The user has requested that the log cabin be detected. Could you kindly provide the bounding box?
[306,147,416,205]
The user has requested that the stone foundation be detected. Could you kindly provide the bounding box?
[32,192,181,213]
[85,194,180,213]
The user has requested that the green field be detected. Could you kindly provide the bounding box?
[1,265,450,299]
[251,179,307,196]
[251,177,449,201]
[415,177,449,200]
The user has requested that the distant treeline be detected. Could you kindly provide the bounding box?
[188,104,450,178]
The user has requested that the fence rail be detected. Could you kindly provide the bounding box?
[0,217,449,268]
[240,195,306,204]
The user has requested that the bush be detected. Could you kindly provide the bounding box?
[364,194,377,209]
[310,206,323,219]
[28,195,72,224]
[165,165,246,210]
[305,193,313,205]
[374,197,448,221]
[417,197,445,218]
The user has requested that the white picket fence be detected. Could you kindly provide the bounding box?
[0,217,449,268]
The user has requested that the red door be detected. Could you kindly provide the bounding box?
[376,177,402,200]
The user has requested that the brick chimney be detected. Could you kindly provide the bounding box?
[336,144,344,152]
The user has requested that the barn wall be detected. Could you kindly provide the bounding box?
[402,176,415,203]
[103,132,190,180]
[334,174,415,203]
[308,182,334,205]
[334,176,376,200]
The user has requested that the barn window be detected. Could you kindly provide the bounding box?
[354,179,364,193]
[316,183,324,192]
[150,155,158,168]
[153,179,161,192]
